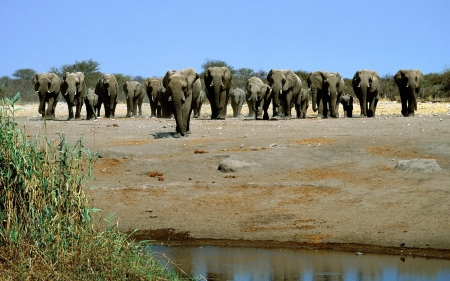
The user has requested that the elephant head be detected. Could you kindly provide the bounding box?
[143,78,162,103]
[97,74,119,117]
[164,68,199,136]
[246,77,272,119]
[84,88,98,120]
[61,72,85,107]
[307,71,344,118]
[32,72,61,116]
[123,81,143,117]
[394,69,423,116]
[352,70,380,117]
[204,67,232,119]
[267,69,299,117]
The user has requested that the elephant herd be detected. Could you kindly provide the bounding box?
[31,68,423,137]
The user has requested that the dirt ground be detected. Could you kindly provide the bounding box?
[14,100,450,259]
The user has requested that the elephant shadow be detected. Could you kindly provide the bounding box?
[152,132,181,139]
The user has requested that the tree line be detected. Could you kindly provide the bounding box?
[1,59,450,103]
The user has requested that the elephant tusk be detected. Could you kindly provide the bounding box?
[248,97,252,101]
[167,96,172,102]
[108,92,111,96]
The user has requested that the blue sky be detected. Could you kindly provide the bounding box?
[1,0,449,79]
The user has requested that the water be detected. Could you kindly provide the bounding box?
[149,245,450,281]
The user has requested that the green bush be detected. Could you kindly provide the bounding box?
[0,92,185,280]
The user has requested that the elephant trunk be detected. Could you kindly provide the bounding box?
[173,97,186,136]
[330,92,338,118]
[359,81,368,117]
[311,87,318,112]
[38,92,46,114]
[212,78,223,111]
[272,83,282,108]
[126,92,134,117]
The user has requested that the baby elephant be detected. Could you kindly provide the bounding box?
[229,88,246,117]
[84,89,98,120]
[339,95,354,118]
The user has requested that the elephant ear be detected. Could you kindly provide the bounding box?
[263,84,272,96]
[394,70,405,84]
[163,70,175,88]
[77,72,85,92]
[184,68,199,89]
[32,73,39,90]
[283,70,297,91]
[415,69,423,85]
[222,67,232,84]
[123,82,128,94]
[267,69,274,86]
[49,73,61,93]
[308,71,324,90]
[352,70,361,86]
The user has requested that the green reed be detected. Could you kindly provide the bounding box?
[0,92,185,280]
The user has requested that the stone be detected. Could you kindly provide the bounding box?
[218,159,263,173]
[395,158,441,173]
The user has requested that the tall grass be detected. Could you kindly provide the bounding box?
[0,92,185,280]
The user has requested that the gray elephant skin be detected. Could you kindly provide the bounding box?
[95,74,119,118]
[193,89,205,118]
[32,72,61,120]
[394,69,423,117]
[307,71,344,118]
[204,67,232,119]
[60,72,85,120]
[163,68,199,137]
[352,69,380,117]
[123,81,145,117]
[245,77,272,120]
[229,88,246,117]
[143,78,164,118]
[339,94,354,118]
[84,88,98,120]
[190,78,202,118]
[267,69,302,119]
[297,88,310,119]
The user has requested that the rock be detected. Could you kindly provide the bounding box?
[218,159,263,173]
[395,159,441,173]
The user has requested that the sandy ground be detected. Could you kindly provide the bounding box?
[13,100,450,259]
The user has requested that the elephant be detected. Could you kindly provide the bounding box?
[163,68,199,137]
[267,69,302,119]
[143,78,163,118]
[394,69,423,117]
[352,69,381,117]
[60,72,86,120]
[339,94,354,118]
[191,79,202,118]
[297,88,310,119]
[123,81,145,117]
[245,77,272,120]
[204,67,232,119]
[32,72,61,120]
[193,90,206,118]
[307,71,344,118]
[95,74,119,118]
[229,88,246,117]
[84,88,98,120]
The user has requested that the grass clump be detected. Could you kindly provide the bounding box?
[0,92,185,280]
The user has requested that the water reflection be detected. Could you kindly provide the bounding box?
[149,245,450,281]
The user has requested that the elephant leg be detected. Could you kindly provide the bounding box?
[67,104,74,120]
[407,95,415,116]
[400,91,408,116]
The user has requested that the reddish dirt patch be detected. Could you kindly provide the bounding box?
[367,146,432,159]
[295,138,336,145]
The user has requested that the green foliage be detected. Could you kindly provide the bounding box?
[12,68,36,80]
[113,73,133,102]
[0,93,185,280]
[201,58,236,75]
[49,59,100,77]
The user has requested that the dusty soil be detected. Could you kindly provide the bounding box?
[14,101,450,259]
